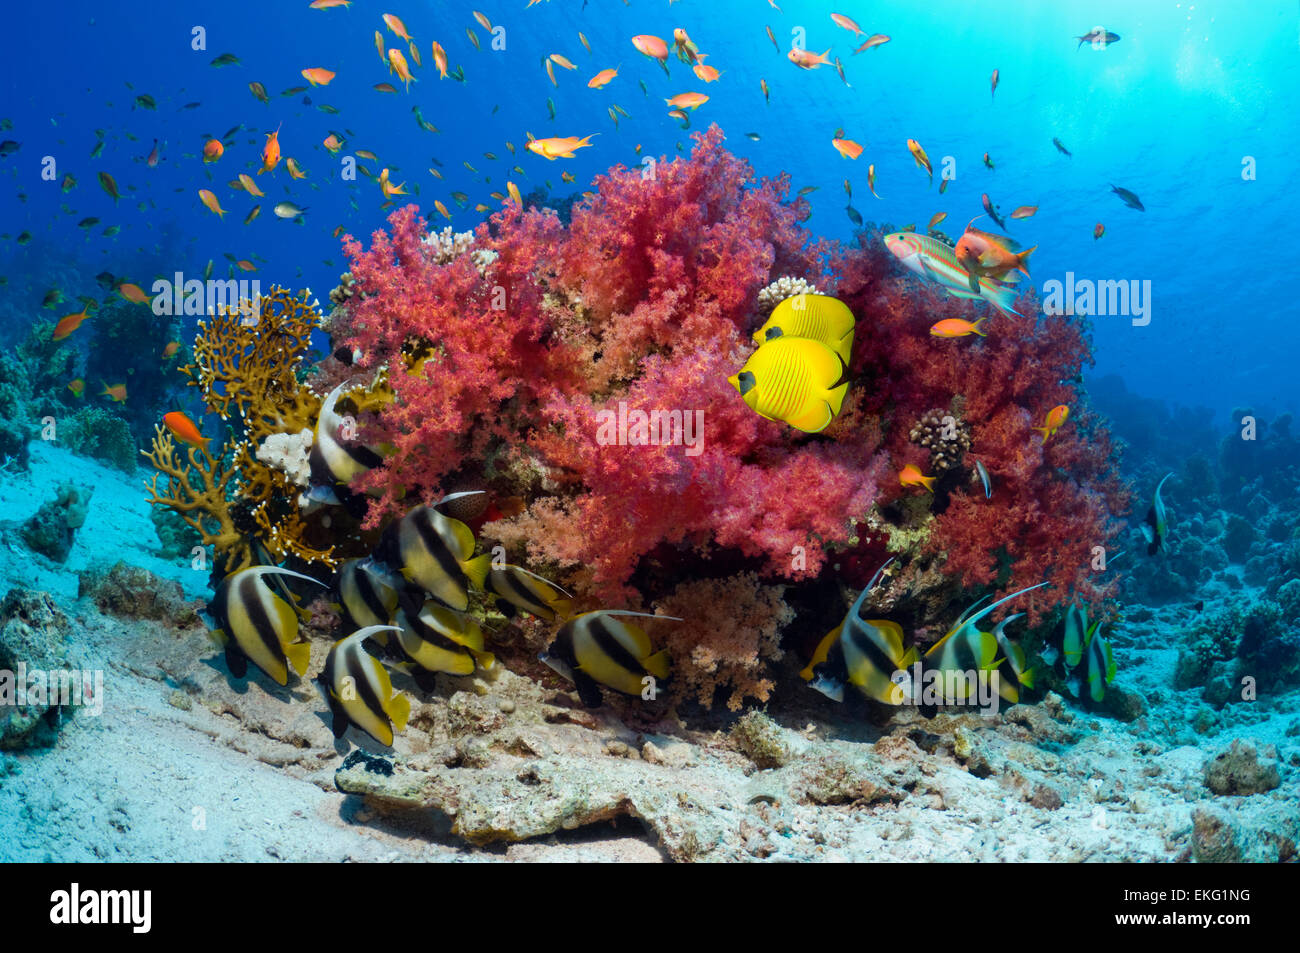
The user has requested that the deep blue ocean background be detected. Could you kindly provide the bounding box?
[1,0,1295,420]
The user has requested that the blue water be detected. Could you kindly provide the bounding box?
[0,0,1295,415]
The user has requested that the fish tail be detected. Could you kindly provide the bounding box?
[388,691,411,733]
[1016,245,1037,277]
[642,649,670,680]
[983,280,1021,317]
[972,317,988,337]
[921,475,936,492]
[461,553,492,591]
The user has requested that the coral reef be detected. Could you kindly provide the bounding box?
[0,590,80,750]
[58,407,137,474]
[77,561,200,625]
[19,483,94,563]
[332,127,1130,705]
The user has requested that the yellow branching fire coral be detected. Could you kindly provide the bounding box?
[143,286,377,573]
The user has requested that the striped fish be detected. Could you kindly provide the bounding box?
[541,611,676,708]
[392,597,495,684]
[334,557,399,632]
[1080,624,1117,702]
[207,566,326,685]
[378,495,492,611]
[320,625,410,747]
[924,582,1048,701]
[802,560,917,705]
[751,293,856,363]
[308,382,384,494]
[883,231,1021,317]
[990,613,1033,704]
[485,564,572,622]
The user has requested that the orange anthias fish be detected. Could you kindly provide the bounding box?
[286,157,307,179]
[899,464,936,492]
[1094,222,1105,240]
[67,378,85,398]
[672,28,700,65]
[632,34,670,72]
[854,34,890,53]
[323,134,343,153]
[832,138,863,159]
[382,13,412,41]
[930,317,987,338]
[118,282,151,304]
[831,13,864,36]
[954,223,1035,291]
[163,411,209,452]
[665,92,708,110]
[1010,205,1038,219]
[588,67,619,89]
[310,0,352,8]
[53,307,91,340]
[203,139,224,163]
[101,383,128,403]
[259,124,282,174]
[237,173,265,197]
[198,189,227,218]
[146,139,160,168]
[907,139,932,184]
[526,135,595,159]
[430,42,448,79]
[301,67,336,86]
[928,212,947,230]
[693,62,721,82]
[379,167,407,199]
[162,341,181,359]
[788,47,832,70]
[550,53,577,71]
[1035,405,1070,443]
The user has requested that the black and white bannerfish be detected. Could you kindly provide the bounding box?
[990,613,1033,704]
[541,611,677,708]
[801,559,918,705]
[377,493,492,611]
[392,596,495,685]
[306,382,385,507]
[320,625,411,747]
[1065,621,1116,703]
[334,557,400,631]
[1140,472,1174,555]
[484,564,573,622]
[249,536,310,621]
[924,582,1049,701]
[207,566,327,685]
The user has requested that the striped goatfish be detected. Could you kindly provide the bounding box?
[541,611,676,708]
[207,566,326,685]
[883,231,1021,317]
[320,625,411,747]
[393,596,495,685]
[376,494,492,611]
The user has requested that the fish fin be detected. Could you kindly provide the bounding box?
[921,475,936,492]
[966,269,980,293]
[331,710,350,739]
[979,631,1000,668]
[1016,245,1036,276]
[224,644,247,679]
[387,691,411,734]
[461,553,492,591]
[984,281,1021,317]
[549,597,574,621]
[284,639,311,678]
[573,670,604,708]
[1105,641,1117,683]
[972,317,987,337]
[469,648,496,671]
[898,645,920,669]
[642,649,670,680]
[1020,667,1035,689]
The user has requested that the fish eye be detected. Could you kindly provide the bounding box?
[736,371,757,395]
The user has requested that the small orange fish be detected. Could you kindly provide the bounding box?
[507,181,522,206]
[526,135,596,159]
[632,34,669,66]
[202,139,224,163]
[67,378,85,398]
[146,139,160,168]
[237,173,265,197]
[301,67,336,86]
[323,134,343,153]
[1010,205,1038,219]
[900,464,936,492]
[930,317,986,338]
[382,13,412,41]
[101,383,128,403]
[198,189,226,217]
[162,341,181,359]
[310,0,352,8]
[286,157,307,179]
[788,47,832,70]
[672,28,700,65]
[259,123,282,174]
[379,167,407,199]
[163,411,209,451]
[1035,405,1070,443]
[928,212,947,230]
[53,308,91,340]
[588,67,619,89]
[665,92,708,110]
[236,260,257,272]
[118,282,150,304]
[430,41,448,79]
[831,138,863,160]
[907,139,932,183]
[389,47,416,88]
[693,63,721,82]
[868,163,881,199]
[1093,222,1105,240]
[830,13,864,35]
[854,34,890,53]
[434,199,451,219]
[550,53,577,70]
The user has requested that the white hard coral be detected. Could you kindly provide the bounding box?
[756,275,820,313]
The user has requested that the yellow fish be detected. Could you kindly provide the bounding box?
[751,294,855,363]
[728,337,850,433]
